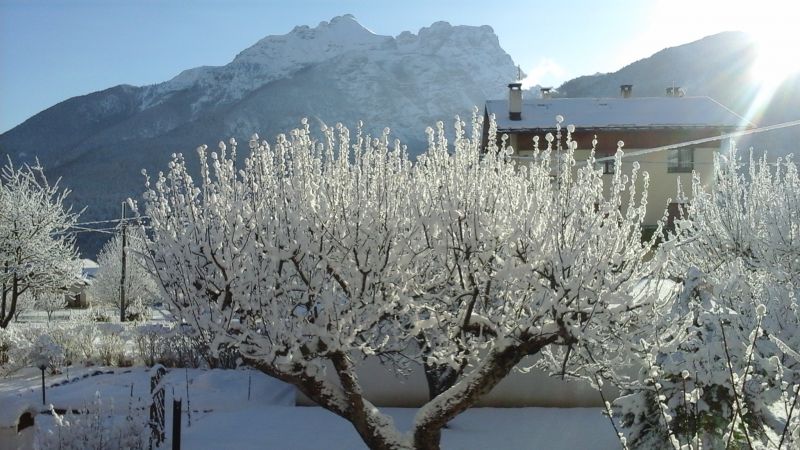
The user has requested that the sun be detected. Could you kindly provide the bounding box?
[739,19,800,127]
[749,26,800,89]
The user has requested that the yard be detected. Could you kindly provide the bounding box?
[0,365,618,449]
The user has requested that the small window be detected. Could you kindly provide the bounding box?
[602,160,615,174]
[668,148,694,173]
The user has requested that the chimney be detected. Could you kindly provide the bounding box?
[540,87,552,99]
[620,84,633,98]
[508,82,523,120]
[666,86,685,97]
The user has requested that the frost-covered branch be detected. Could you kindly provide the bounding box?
[617,150,800,448]
[143,113,656,450]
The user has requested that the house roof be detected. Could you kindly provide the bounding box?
[81,258,99,280]
[486,96,753,131]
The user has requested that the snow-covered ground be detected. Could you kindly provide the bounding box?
[0,366,619,449]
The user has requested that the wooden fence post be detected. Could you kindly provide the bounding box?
[172,398,181,450]
[149,366,166,448]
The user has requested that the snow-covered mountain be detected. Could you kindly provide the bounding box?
[3,19,798,257]
[0,15,517,255]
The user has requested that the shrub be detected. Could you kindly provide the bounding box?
[95,324,128,367]
[613,152,800,449]
[38,391,148,450]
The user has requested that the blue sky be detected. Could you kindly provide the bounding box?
[1,0,797,133]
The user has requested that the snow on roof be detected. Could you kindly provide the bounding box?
[81,259,99,280]
[486,96,752,131]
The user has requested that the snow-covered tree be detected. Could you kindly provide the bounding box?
[615,150,800,449]
[11,290,35,322]
[36,290,67,322]
[0,159,80,328]
[141,114,657,449]
[89,227,158,320]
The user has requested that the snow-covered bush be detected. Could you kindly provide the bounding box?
[90,309,114,323]
[38,391,148,450]
[89,227,159,320]
[95,324,131,367]
[0,328,12,365]
[8,324,98,369]
[615,150,800,449]
[0,326,27,371]
[137,323,225,368]
[47,323,94,366]
[1,321,210,370]
[0,159,81,329]
[158,324,206,368]
[29,333,65,374]
[142,113,657,449]
[134,323,172,366]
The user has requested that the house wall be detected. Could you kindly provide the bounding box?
[296,355,621,407]
[65,283,90,308]
[504,129,723,227]
[614,146,715,226]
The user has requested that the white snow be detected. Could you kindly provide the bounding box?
[487,96,752,130]
[144,14,514,118]
[0,366,618,449]
[182,404,617,450]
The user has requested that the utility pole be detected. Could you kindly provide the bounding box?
[120,202,127,322]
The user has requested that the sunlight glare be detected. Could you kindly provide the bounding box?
[749,22,800,88]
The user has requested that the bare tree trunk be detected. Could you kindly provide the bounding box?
[413,335,558,450]
[245,355,409,450]
[0,276,19,329]
[244,355,349,416]
[423,362,461,401]
[331,352,411,450]
[1,282,7,328]
[243,334,557,450]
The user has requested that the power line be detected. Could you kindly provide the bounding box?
[509,118,800,164]
[70,218,125,226]
[70,216,150,228]
[593,118,800,163]
[70,226,119,235]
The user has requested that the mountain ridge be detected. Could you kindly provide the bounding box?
[3,19,800,257]
[0,15,518,256]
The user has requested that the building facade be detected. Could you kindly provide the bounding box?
[484,84,753,227]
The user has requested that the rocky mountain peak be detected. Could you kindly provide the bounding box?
[0,16,520,256]
[233,14,391,66]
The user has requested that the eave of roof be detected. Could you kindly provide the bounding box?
[485,96,754,130]
[495,125,747,132]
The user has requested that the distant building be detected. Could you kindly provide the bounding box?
[65,259,98,308]
[483,83,753,228]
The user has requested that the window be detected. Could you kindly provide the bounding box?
[602,160,615,174]
[668,148,694,173]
